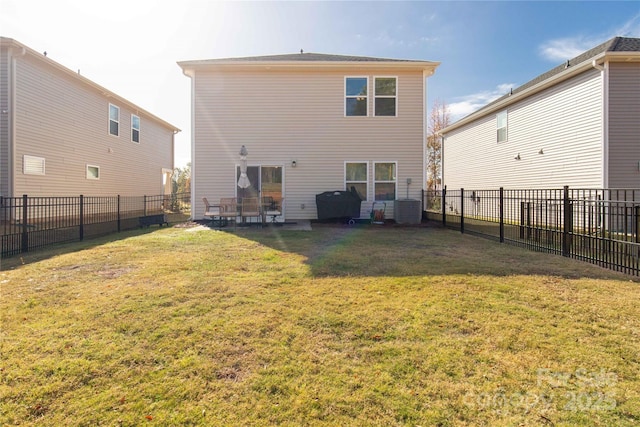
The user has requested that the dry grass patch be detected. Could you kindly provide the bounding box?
[0,225,639,426]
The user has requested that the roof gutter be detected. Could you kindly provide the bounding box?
[442,53,607,134]
[178,60,440,73]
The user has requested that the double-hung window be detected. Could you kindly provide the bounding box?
[109,104,119,136]
[345,162,368,201]
[374,77,397,116]
[345,77,368,116]
[131,114,140,143]
[374,162,396,201]
[497,111,507,143]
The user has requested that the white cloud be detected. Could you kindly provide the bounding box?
[615,12,640,37]
[448,83,516,121]
[538,13,640,62]
[538,37,590,62]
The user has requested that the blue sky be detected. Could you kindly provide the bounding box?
[2,0,639,167]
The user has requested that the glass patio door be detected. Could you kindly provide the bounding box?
[261,166,283,210]
[237,166,260,202]
[236,165,284,218]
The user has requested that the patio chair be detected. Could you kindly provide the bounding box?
[262,196,283,223]
[219,197,239,230]
[202,197,221,226]
[241,197,261,227]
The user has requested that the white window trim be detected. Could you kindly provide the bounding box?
[344,161,369,202]
[344,76,369,117]
[131,114,140,143]
[373,76,398,117]
[23,155,46,175]
[86,164,100,180]
[373,161,398,201]
[497,110,508,143]
[109,103,120,137]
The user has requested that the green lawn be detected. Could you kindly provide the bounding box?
[1,223,639,426]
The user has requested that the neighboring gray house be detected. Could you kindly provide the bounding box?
[441,37,640,190]
[178,52,439,221]
[0,37,180,198]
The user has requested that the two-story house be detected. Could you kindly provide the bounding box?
[441,37,640,190]
[178,52,439,221]
[0,37,180,198]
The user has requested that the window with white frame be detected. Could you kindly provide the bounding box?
[86,165,100,180]
[109,104,119,136]
[374,77,397,116]
[23,155,45,175]
[374,162,396,201]
[497,111,508,143]
[345,77,368,116]
[131,114,140,143]
[345,162,368,201]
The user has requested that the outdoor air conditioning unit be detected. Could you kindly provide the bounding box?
[394,199,421,224]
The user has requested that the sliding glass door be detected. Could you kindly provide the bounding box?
[236,165,284,218]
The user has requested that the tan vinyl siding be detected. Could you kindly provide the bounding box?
[193,67,425,220]
[607,62,640,188]
[444,69,603,189]
[12,54,173,196]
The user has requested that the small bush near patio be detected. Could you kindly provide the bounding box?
[1,224,639,426]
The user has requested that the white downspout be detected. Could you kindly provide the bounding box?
[592,59,608,188]
[422,69,429,198]
[9,46,26,197]
[182,68,196,220]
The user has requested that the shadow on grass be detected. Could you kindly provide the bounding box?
[0,226,164,271]
[239,222,638,281]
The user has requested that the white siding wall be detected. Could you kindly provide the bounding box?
[12,54,174,196]
[444,69,603,190]
[192,67,425,220]
[0,46,9,197]
[608,62,640,189]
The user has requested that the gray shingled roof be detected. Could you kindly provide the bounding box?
[194,52,428,63]
[462,36,640,119]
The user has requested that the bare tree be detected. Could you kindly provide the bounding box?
[172,162,191,195]
[426,99,450,192]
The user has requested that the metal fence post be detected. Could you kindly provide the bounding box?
[499,187,504,243]
[143,195,147,217]
[117,195,121,232]
[460,188,465,234]
[442,186,447,227]
[21,194,28,253]
[562,186,572,257]
[79,195,84,241]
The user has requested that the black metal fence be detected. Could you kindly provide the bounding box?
[424,187,640,276]
[1,192,191,258]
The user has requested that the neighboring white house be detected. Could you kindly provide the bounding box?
[441,36,640,190]
[178,52,439,221]
[0,37,180,198]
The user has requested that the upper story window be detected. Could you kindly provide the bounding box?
[497,111,508,143]
[109,104,120,136]
[131,114,140,143]
[374,77,397,116]
[374,162,397,201]
[345,162,368,201]
[345,77,368,116]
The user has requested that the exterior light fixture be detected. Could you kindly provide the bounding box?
[515,154,521,160]
[539,149,544,155]
[291,160,297,168]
